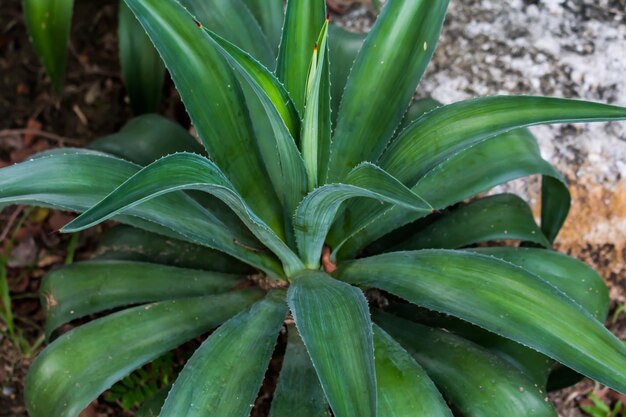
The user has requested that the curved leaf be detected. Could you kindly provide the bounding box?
[332,129,568,260]
[327,0,449,181]
[23,0,73,92]
[178,0,274,67]
[469,247,609,321]
[373,324,452,417]
[25,290,263,417]
[327,24,365,125]
[377,313,557,417]
[88,114,205,166]
[389,194,550,251]
[159,290,287,417]
[277,0,327,113]
[289,271,375,417]
[0,151,281,276]
[118,1,165,114]
[241,0,284,57]
[294,162,431,268]
[201,28,308,222]
[94,225,252,274]
[389,245,610,388]
[301,19,331,189]
[205,31,300,139]
[41,260,244,337]
[269,324,330,417]
[387,302,553,387]
[336,250,626,394]
[381,96,626,186]
[123,0,284,235]
[63,153,303,276]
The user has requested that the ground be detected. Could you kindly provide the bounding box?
[1,0,626,416]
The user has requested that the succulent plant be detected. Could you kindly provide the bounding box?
[4,0,626,416]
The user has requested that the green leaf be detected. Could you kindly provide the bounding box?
[327,25,365,125]
[40,260,244,337]
[118,1,165,114]
[89,116,253,241]
[201,28,308,222]
[288,270,376,417]
[373,324,452,417]
[241,0,284,57]
[88,114,205,166]
[469,247,609,321]
[269,324,330,417]
[159,290,287,417]
[332,128,568,260]
[136,387,168,417]
[25,290,262,417]
[277,0,327,113]
[205,31,300,140]
[396,97,442,134]
[389,246,610,388]
[381,96,626,186]
[123,0,284,235]
[0,150,281,277]
[294,162,431,268]
[62,153,303,277]
[387,302,553,387]
[377,313,558,417]
[301,20,331,189]
[541,175,571,242]
[335,250,626,394]
[327,0,449,181]
[179,0,275,68]
[23,0,73,92]
[389,194,550,251]
[94,225,252,274]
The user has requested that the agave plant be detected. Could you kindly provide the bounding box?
[5,0,626,416]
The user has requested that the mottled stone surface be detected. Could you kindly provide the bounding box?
[337,1,626,416]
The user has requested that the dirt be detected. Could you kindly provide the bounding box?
[2,1,626,417]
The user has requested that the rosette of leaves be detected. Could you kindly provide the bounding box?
[4,1,626,416]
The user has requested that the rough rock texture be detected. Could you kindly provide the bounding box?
[337,1,626,416]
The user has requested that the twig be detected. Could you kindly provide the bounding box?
[0,206,24,243]
[0,128,83,146]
